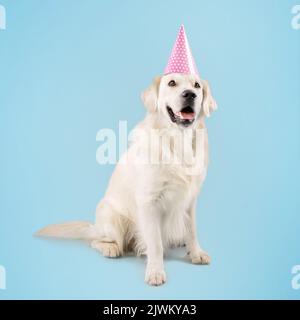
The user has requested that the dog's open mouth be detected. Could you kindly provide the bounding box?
[167,106,195,127]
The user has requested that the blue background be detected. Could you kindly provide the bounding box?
[0,0,299,299]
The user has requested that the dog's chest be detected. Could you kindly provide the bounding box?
[160,165,200,203]
[156,169,200,245]
[158,179,192,246]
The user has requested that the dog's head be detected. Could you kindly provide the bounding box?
[142,73,217,128]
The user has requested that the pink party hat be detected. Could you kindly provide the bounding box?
[164,25,199,76]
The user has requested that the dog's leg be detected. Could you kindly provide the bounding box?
[91,201,125,258]
[185,199,210,265]
[140,203,166,286]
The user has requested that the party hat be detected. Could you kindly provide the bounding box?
[164,25,199,76]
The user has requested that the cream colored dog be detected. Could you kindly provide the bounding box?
[37,73,217,286]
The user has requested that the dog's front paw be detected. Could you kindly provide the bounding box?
[189,250,211,265]
[145,267,166,286]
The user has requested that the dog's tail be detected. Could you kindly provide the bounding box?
[35,221,99,240]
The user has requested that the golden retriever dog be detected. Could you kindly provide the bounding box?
[36,73,217,286]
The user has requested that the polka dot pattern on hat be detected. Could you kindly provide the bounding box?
[164,25,199,76]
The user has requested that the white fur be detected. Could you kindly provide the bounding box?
[36,73,217,286]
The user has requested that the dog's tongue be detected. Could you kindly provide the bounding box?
[175,111,195,120]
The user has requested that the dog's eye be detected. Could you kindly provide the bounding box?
[195,82,201,89]
[168,80,176,87]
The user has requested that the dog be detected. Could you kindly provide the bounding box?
[36,73,217,286]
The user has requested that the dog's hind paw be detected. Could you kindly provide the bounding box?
[189,250,211,265]
[91,240,120,258]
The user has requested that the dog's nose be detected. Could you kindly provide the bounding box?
[181,90,197,100]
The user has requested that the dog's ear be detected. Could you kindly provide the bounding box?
[201,80,217,118]
[141,76,161,113]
